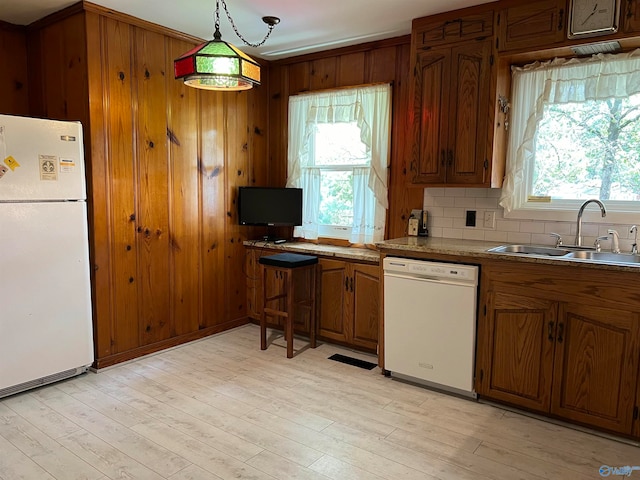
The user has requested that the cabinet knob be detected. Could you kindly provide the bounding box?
[548,321,555,341]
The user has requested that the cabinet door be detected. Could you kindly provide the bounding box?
[411,48,450,184]
[551,303,640,434]
[350,263,380,351]
[318,259,349,343]
[498,0,567,52]
[446,39,493,185]
[477,291,557,413]
[245,249,261,320]
[622,0,640,33]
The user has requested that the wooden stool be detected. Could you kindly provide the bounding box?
[259,253,318,358]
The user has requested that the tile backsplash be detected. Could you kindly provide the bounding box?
[423,188,637,252]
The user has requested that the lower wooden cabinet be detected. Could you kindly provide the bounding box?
[317,258,379,352]
[477,263,640,435]
[551,303,640,433]
[479,291,557,413]
[245,247,379,352]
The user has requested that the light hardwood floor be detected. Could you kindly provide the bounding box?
[1,324,638,480]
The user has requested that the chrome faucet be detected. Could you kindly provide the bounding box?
[575,199,606,247]
[608,229,620,253]
[631,225,638,254]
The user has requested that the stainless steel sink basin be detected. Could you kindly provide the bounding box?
[487,245,571,256]
[563,251,640,263]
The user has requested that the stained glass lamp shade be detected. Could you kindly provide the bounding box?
[174,35,261,91]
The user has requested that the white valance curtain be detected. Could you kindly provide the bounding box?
[286,83,392,243]
[500,49,640,213]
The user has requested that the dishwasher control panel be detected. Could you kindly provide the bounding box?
[383,257,478,282]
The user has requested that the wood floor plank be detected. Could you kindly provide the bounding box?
[245,450,331,480]
[3,392,82,440]
[167,464,225,479]
[0,403,104,480]
[56,429,166,480]
[154,389,324,467]
[0,434,57,480]
[131,420,276,480]
[308,454,386,480]
[29,387,192,476]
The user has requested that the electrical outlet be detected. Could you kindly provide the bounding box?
[484,211,496,229]
[466,210,476,227]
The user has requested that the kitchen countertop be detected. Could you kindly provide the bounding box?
[243,240,380,263]
[376,236,640,273]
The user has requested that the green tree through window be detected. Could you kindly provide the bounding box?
[535,95,640,201]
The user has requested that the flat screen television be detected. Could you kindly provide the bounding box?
[238,187,303,226]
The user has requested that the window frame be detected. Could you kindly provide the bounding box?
[501,50,640,224]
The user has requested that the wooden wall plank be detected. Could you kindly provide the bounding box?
[199,90,226,329]
[85,11,113,359]
[62,14,90,123]
[0,23,29,115]
[41,21,66,119]
[102,18,139,353]
[337,52,366,87]
[134,27,171,345]
[224,92,250,323]
[267,65,287,187]
[166,37,201,336]
[310,57,337,90]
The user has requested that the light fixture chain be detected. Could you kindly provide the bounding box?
[219,0,275,48]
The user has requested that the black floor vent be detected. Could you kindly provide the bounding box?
[328,353,377,370]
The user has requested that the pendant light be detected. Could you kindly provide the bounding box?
[174,0,279,91]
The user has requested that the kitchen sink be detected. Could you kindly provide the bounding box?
[563,251,640,263]
[487,245,571,256]
[487,244,640,264]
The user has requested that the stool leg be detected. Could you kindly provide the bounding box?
[286,271,294,358]
[260,266,267,351]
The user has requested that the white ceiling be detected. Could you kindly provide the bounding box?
[1,0,494,60]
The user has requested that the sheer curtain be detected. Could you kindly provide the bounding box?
[500,49,640,213]
[287,83,392,243]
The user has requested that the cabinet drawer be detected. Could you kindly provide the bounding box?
[413,11,494,48]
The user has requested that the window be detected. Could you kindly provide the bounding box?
[287,84,392,243]
[312,123,369,238]
[500,50,640,222]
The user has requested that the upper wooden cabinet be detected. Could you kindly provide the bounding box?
[622,0,640,33]
[410,37,494,185]
[497,0,567,52]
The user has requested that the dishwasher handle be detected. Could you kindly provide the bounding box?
[384,271,477,287]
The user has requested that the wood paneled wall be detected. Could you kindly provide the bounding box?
[267,38,425,239]
[0,21,29,115]
[22,3,268,367]
[1,2,421,368]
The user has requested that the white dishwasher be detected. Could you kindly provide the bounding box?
[383,257,479,398]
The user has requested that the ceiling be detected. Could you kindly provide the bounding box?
[1,0,494,60]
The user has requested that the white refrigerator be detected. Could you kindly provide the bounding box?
[0,114,94,398]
